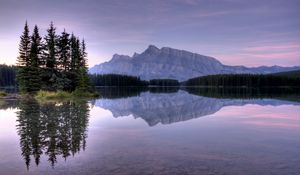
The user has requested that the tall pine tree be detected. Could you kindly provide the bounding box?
[17,21,31,67]
[44,22,58,70]
[75,39,90,92]
[17,21,31,93]
[27,25,42,92]
[58,29,70,71]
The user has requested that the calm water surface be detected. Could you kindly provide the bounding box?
[0,89,299,175]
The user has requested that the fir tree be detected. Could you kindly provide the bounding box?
[58,29,70,71]
[70,34,78,71]
[29,25,42,68]
[80,39,88,69]
[17,21,31,93]
[17,21,31,67]
[44,22,58,70]
[24,25,43,93]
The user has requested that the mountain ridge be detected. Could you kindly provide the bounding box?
[90,45,300,81]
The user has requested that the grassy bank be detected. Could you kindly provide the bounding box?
[34,90,99,100]
[0,91,7,97]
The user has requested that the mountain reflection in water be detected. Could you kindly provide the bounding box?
[95,88,300,126]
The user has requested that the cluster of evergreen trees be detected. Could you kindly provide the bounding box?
[0,64,17,87]
[185,74,300,87]
[17,21,90,93]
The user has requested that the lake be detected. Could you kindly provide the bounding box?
[0,88,299,175]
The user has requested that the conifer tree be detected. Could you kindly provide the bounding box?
[29,25,42,68]
[80,39,88,69]
[75,39,90,92]
[70,34,78,71]
[17,21,31,67]
[58,29,70,71]
[44,22,58,70]
[27,25,42,92]
[17,21,31,93]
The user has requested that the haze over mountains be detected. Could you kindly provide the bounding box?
[89,45,300,81]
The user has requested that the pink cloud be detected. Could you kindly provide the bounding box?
[243,43,300,52]
[241,51,300,59]
[214,41,300,66]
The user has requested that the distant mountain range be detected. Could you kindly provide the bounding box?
[89,45,300,81]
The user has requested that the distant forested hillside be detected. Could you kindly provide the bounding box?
[184,73,300,87]
[270,70,300,78]
[0,64,17,87]
[89,74,149,86]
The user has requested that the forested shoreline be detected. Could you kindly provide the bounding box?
[184,73,300,87]
[1,67,299,88]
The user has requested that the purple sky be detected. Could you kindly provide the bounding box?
[0,0,299,67]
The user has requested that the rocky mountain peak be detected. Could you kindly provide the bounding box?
[143,45,160,55]
[111,54,131,61]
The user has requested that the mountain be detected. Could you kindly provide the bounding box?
[89,45,300,81]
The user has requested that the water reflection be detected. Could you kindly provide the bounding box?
[95,89,300,126]
[16,99,89,169]
[0,87,299,171]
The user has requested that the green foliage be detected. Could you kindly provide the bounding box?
[17,21,31,67]
[35,90,99,100]
[57,29,71,71]
[44,22,58,69]
[0,91,7,97]
[75,67,91,92]
[35,90,73,100]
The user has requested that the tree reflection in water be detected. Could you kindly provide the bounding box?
[16,99,89,169]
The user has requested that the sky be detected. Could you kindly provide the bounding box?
[0,0,299,67]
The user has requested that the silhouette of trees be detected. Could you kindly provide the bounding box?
[89,74,149,86]
[185,74,300,87]
[16,21,91,93]
[0,64,17,87]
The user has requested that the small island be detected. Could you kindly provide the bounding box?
[15,21,98,99]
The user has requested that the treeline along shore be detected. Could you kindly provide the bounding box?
[85,71,300,87]
[1,65,299,89]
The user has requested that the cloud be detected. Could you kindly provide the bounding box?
[242,43,300,52]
